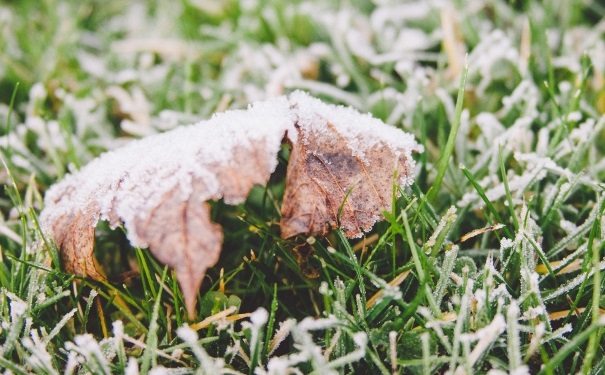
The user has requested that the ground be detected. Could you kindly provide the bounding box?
[0,0,604,374]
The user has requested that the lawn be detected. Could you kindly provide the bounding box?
[1,0,604,374]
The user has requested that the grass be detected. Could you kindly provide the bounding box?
[1,0,605,373]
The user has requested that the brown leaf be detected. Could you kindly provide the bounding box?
[281,94,416,238]
[133,189,222,316]
[40,91,419,318]
[280,120,412,238]
[292,242,320,279]
[49,208,106,281]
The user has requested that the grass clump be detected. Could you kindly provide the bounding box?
[1,0,605,373]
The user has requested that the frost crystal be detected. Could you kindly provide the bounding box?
[125,357,140,375]
[8,293,27,322]
[298,316,339,331]
[148,366,171,375]
[250,307,269,326]
[426,205,457,249]
[559,219,577,234]
[319,282,332,296]
[289,91,418,183]
[268,319,296,356]
[176,325,198,344]
[500,238,514,250]
[112,320,124,339]
[381,284,403,301]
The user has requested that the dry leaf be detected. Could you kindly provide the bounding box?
[292,242,320,279]
[281,97,415,238]
[40,91,419,318]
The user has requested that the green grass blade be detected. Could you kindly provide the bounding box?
[460,165,513,239]
[580,195,605,373]
[540,318,605,374]
[426,62,468,203]
[141,266,169,373]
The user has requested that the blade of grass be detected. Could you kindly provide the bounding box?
[580,195,605,373]
[141,266,169,373]
[426,61,468,203]
[0,357,29,375]
[3,83,19,157]
[498,145,519,231]
[549,53,592,156]
[1,154,29,295]
[262,283,279,361]
[400,208,441,317]
[539,316,605,374]
[459,165,513,239]
[337,229,367,308]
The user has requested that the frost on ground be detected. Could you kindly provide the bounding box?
[1,0,605,373]
[3,287,370,375]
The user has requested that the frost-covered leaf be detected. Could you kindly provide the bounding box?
[282,93,417,238]
[40,91,418,317]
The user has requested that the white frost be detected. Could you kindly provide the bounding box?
[289,91,418,185]
[40,95,294,247]
[250,307,269,326]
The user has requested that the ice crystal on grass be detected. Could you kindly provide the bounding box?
[125,358,140,375]
[1,292,27,357]
[22,332,57,375]
[43,308,77,345]
[544,259,605,302]
[177,325,227,372]
[267,319,296,356]
[64,334,113,374]
[459,314,506,368]
[426,205,457,250]
[2,0,605,373]
[259,315,367,375]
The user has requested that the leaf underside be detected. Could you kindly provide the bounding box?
[40,91,418,318]
[280,118,412,239]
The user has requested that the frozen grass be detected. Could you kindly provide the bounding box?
[1,0,605,373]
